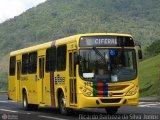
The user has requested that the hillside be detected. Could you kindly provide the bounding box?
[139,54,160,97]
[0,0,160,91]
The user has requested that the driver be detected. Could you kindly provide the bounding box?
[110,49,123,68]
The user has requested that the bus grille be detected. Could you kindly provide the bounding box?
[100,98,121,103]
[108,85,129,91]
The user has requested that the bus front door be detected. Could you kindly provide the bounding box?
[69,51,77,106]
[16,61,21,102]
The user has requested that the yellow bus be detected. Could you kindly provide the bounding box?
[8,33,142,115]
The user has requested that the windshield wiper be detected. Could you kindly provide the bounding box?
[92,47,106,64]
[92,47,111,82]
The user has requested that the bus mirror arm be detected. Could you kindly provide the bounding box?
[138,49,142,59]
[136,44,143,59]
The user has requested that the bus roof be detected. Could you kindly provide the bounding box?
[10,33,132,56]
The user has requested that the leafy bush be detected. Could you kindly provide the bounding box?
[144,40,160,58]
[0,72,8,91]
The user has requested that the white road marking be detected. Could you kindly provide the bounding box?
[139,102,160,104]
[0,101,8,103]
[0,109,18,113]
[139,103,158,106]
[138,102,160,108]
[139,105,160,108]
[39,115,68,120]
[0,100,15,103]
[139,102,146,104]
[0,108,31,114]
[138,105,150,107]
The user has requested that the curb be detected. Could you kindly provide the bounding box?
[0,91,8,94]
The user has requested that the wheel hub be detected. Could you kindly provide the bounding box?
[23,96,27,107]
[61,98,66,111]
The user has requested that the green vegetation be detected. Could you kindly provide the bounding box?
[0,0,160,95]
[0,72,8,91]
[139,40,160,97]
[139,54,160,97]
[144,40,160,59]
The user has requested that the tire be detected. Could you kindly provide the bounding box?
[58,92,72,115]
[22,91,38,111]
[105,107,119,115]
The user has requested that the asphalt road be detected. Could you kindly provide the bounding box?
[0,94,160,120]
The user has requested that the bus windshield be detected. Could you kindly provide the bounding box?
[79,48,137,82]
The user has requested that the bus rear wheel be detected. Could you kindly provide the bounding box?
[105,107,119,115]
[59,92,72,115]
[23,91,38,110]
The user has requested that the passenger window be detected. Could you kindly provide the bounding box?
[28,52,37,74]
[46,47,56,72]
[9,56,16,76]
[57,45,67,71]
[22,54,28,74]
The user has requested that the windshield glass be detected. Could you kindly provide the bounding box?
[79,48,137,82]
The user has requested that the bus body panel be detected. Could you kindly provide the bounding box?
[76,78,139,108]
[8,76,16,100]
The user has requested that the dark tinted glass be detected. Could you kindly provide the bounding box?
[46,47,56,72]
[57,45,66,71]
[22,54,28,74]
[28,52,37,74]
[9,56,16,75]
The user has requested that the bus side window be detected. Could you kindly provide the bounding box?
[9,56,16,76]
[57,45,67,71]
[46,47,56,72]
[22,53,28,74]
[28,52,37,74]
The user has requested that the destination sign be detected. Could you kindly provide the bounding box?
[80,36,117,47]
[79,36,134,47]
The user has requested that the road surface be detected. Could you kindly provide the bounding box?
[0,94,159,120]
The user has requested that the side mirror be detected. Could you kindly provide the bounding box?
[74,53,80,65]
[136,44,143,59]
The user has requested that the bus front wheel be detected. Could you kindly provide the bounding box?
[59,92,72,115]
[22,91,38,110]
[105,107,119,115]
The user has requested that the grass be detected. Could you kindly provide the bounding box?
[139,54,160,97]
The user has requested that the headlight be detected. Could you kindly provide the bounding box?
[83,88,87,92]
[126,86,137,96]
[87,92,92,96]
[79,87,93,97]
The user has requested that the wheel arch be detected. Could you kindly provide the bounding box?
[56,87,65,106]
[22,87,28,100]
